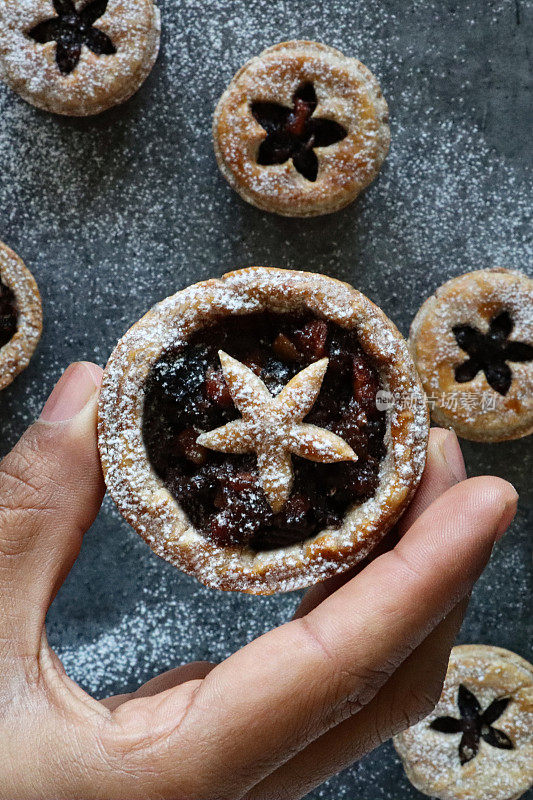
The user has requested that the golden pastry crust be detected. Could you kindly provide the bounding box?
[409,269,533,442]
[98,268,428,595]
[394,645,533,800]
[0,0,160,116]
[0,240,42,391]
[213,41,390,217]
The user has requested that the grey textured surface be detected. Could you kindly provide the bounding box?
[0,0,531,797]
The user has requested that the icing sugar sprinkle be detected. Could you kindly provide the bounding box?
[0,0,530,798]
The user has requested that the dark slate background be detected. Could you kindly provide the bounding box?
[0,1,531,797]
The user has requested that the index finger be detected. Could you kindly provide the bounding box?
[294,427,466,618]
[157,475,516,799]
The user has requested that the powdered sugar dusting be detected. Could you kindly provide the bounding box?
[197,353,357,513]
[213,40,390,216]
[0,0,160,115]
[394,645,533,800]
[409,268,533,441]
[0,1,530,797]
[98,268,428,593]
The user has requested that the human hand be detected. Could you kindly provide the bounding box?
[0,362,518,799]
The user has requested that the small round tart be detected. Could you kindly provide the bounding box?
[394,645,533,800]
[98,268,428,595]
[0,241,42,391]
[213,41,390,217]
[0,0,160,116]
[409,269,533,442]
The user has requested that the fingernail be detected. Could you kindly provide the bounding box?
[40,362,102,423]
[494,492,519,541]
[440,430,467,484]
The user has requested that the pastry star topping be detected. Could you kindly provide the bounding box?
[251,82,348,182]
[430,684,514,765]
[197,351,357,513]
[453,310,533,396]
[28,0,116,76]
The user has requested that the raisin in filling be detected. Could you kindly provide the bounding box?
[143,313,386,550]
[0,279,18,349]
[28,0,116,76]
[453,310,533,396]
[251,83,347,182]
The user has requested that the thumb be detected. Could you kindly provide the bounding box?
[0,362,104,660]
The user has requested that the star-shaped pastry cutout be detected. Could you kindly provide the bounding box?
[430,684,514,765]
[453,310,533,396]
[28,0,116,76]
[197,351,357,513]
[251,82,348,182]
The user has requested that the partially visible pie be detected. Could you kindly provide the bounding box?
[409,269,533,442]
[394,645,533,800]
[0,0,160,116]
[0,241,42,391]
[213,41,390,217]
[98,267,428,594]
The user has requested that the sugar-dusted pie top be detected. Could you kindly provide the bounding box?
[213,41,390,217]
[142,311,386,551]
[0,0,160,116]
[394,645,533,800]
[0,240,42,391]
[197,351,358,514]
[98,268,428,594]
[409,268,533,442]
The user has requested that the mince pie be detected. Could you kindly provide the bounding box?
[0,0,160,116]
[409,269,533,442]
[394,645,533,800]
[98,268,428,594]
[213,41,390,217]
[0,241,42,391]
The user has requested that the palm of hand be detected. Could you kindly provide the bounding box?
[0,364,516,800]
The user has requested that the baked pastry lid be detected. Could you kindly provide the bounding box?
[409,268,533,442]
[212,40,390,217]
[0,241,42,391]
[394,644,533,800]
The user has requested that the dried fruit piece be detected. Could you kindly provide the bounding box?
[291,319,328,360]
[172,428,207,466]
[273,333,300,361]
[205,368,233,407]
[252,83,347,182]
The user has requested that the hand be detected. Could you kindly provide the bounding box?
[0,362,518,800]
